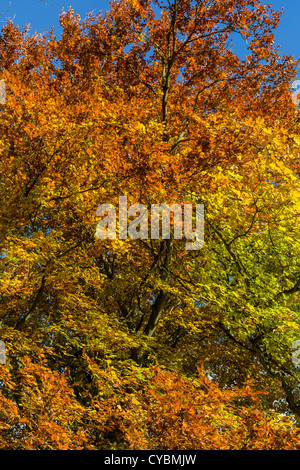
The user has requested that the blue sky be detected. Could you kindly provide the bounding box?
[1,1,300,63]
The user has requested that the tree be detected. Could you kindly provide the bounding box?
[1,0,300,449]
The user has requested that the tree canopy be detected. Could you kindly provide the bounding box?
[1,0,300,450]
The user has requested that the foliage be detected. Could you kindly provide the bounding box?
[0,0,300,449]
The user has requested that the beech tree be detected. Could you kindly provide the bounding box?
[1,0,300,449]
